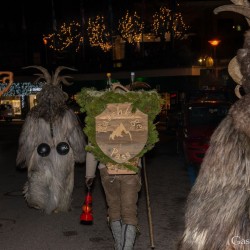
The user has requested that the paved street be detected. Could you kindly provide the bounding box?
[0,121,191,250]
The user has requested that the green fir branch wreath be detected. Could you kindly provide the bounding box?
[76,88,163,172]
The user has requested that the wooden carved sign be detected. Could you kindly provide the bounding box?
[95,102,148,164]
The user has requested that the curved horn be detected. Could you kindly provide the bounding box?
[60,76,74,86]
[230,0,250,6]
[125,81,151,91]
[214,5,250,25]
[33,74,45,84]
[235,84,243,98]
[228,56,243,85]
[23,66,51,83]
[112,83,129,92]
[54,76,74,86]
[52,66,77,86]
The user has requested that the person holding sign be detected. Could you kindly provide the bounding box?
[86,152,141,250]
[76,79,161,250]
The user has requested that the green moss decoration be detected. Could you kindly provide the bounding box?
[76,88,163,172]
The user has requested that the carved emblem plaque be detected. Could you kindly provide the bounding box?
[95,102,148,164]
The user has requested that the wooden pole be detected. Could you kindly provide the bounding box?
[142,156,155,249]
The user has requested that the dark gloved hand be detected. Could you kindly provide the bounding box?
[85,177,94,189]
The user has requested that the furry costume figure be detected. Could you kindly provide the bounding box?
[16,66,86,214]
[179,2,250,250]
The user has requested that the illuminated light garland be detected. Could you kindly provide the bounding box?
[0,82,45,96]
[87,15,112,52]
[152,6,189,41]
[118,10,144,44]
[41,5,190,54]
[44,21,84,52]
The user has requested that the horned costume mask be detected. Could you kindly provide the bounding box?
[16,66,87,214]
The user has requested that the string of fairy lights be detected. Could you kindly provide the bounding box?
[87,15,112,52]
[44,21,83,52]
[152,7,172,36]
[152,6,189,40]
[0,82,45,96]
[44,5,189,53]
[118,11,144,44]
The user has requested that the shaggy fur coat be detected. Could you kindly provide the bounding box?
[179,94,250,249]
[179,31,250,250]
[16,84,86,214]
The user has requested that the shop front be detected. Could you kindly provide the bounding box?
[0,82,43,119]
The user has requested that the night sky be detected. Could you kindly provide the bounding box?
[0,0,232,34]
[1,0,153,33]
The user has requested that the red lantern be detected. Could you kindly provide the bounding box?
[80,191,93,225]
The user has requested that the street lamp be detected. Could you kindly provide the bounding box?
[208,39,221,77]
[43,37,48,66]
